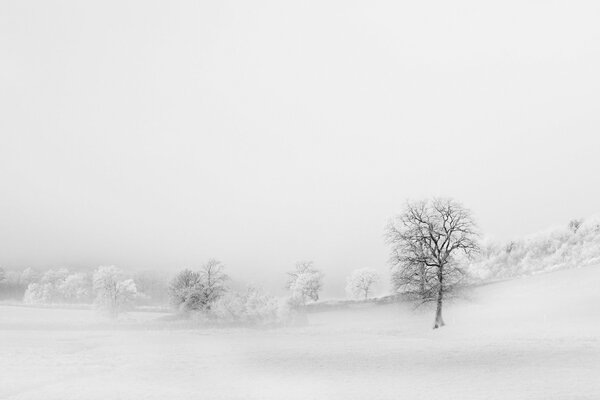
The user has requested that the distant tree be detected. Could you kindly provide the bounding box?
[287,261,323,305]
[23,283,48,304]
[199,259,228,307]
[22,267,70,303]
[168,260,229,312]
[60,273,91,303]
[0,267,5,283]
[168,269,207,311]
[386,198,479,329]
[40,268,70,301]
[41,267,69,285]
[568,218,583,234]
[24,270,90,304]
[346,268,379,299]
[93,266,137,318]
[20,267,41,286]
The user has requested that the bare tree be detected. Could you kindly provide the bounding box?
[199,259,228,307]
[169,260,228,312]
[168,269,206,311]
[346,268,379,300]
[386,198,479,329]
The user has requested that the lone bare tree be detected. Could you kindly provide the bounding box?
[386,198,479,329]
[346,268,379,300]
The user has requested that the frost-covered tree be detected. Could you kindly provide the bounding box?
[199,259,228,307]
[41,267,69,286]
[24,270,91,304]
[386,198,479,329]
[466,216,600,281]
[60,273,91,303]
[23,283,46,304]
[93,266,137,318]
[0,267,6,283]
[168,269,207,311]
[287,261,323,305]
[169,260,228,312]
[345,268,379,299]
[23,267,70,303]
[20,267,41,286]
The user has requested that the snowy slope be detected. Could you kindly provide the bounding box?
[469,216,600,280]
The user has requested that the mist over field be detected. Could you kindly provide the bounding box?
[2,0,600,399]
[2,263,600,399]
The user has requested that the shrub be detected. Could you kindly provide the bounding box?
[209,287,290,327]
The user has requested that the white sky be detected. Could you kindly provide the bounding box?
[1,0,600,295]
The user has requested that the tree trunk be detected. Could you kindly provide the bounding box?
[433,266,445,329]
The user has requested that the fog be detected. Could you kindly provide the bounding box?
[2,2,600,398]
[2,0,600,296]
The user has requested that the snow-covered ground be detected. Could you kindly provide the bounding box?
[1,265,599,400]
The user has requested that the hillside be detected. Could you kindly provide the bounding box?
[308,262,600,336]
[468,216,600,281]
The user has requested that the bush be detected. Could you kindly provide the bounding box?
[209,288,290,327]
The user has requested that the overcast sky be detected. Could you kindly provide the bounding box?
[1,1,600,295]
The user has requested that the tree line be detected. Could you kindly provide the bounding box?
[1,197,484,328]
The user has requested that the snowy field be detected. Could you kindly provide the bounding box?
[1,266,599,400]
